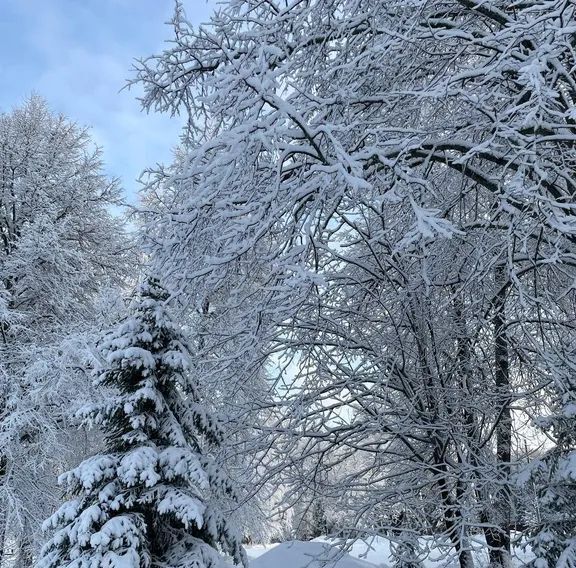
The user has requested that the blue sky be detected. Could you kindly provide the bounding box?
[0,0,214,203]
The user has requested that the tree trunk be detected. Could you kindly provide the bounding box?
[0,455,5,568]
[0,509,5,568]
[14,517,33,568]
[433,443,475,568]
[485,264,512,568]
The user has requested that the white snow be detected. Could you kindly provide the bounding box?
[250,541,374,568]
[245,544,279,560]
[245,536,536,568]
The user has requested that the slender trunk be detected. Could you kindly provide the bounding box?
[0,509,5,568]
[411,291,475,568]
[485,264,512,568]
[451,293,476,568]
[0,455,5,568]
[432,442,475,568]
[14,517,33,568]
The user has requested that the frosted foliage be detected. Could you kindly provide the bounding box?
[37,278,246,568]
[0,95,128,326]
[0,96,129,564]
[526,348,576,567]
[132,1,576,567]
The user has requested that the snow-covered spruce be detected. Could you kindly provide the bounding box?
[37,278,246,568]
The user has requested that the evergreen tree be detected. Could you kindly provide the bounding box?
[37,278,246,568]
[527,346,576,568]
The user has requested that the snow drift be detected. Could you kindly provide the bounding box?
[250,541,375,568]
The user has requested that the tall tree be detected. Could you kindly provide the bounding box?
[0,95,130,561]
[0,95,127,326]
[132,2,576,566]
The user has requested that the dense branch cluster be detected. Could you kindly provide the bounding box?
[132,2,576,567]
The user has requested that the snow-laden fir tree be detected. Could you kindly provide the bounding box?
[37,277,246,568]
[527,346,576,568]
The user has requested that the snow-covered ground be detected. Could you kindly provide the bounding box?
[245,536,534,568]
[250,542,374,568]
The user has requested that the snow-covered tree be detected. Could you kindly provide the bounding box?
[0,95,128,328]
[525,345,576,568]
[0,95,131,562]
[131,2,576,567]
[138,152,278,545]
[38,277,246,568]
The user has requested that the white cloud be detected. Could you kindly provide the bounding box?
[0,0,212,202]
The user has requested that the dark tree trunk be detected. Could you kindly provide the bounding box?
[485,264,512,568]
[411,292,475,568]
[433,443,475,568]
[0,455,5,568]
[14,517,33,568]
[0,509,5,568]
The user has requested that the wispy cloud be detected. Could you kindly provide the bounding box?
[0,0,214,202]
